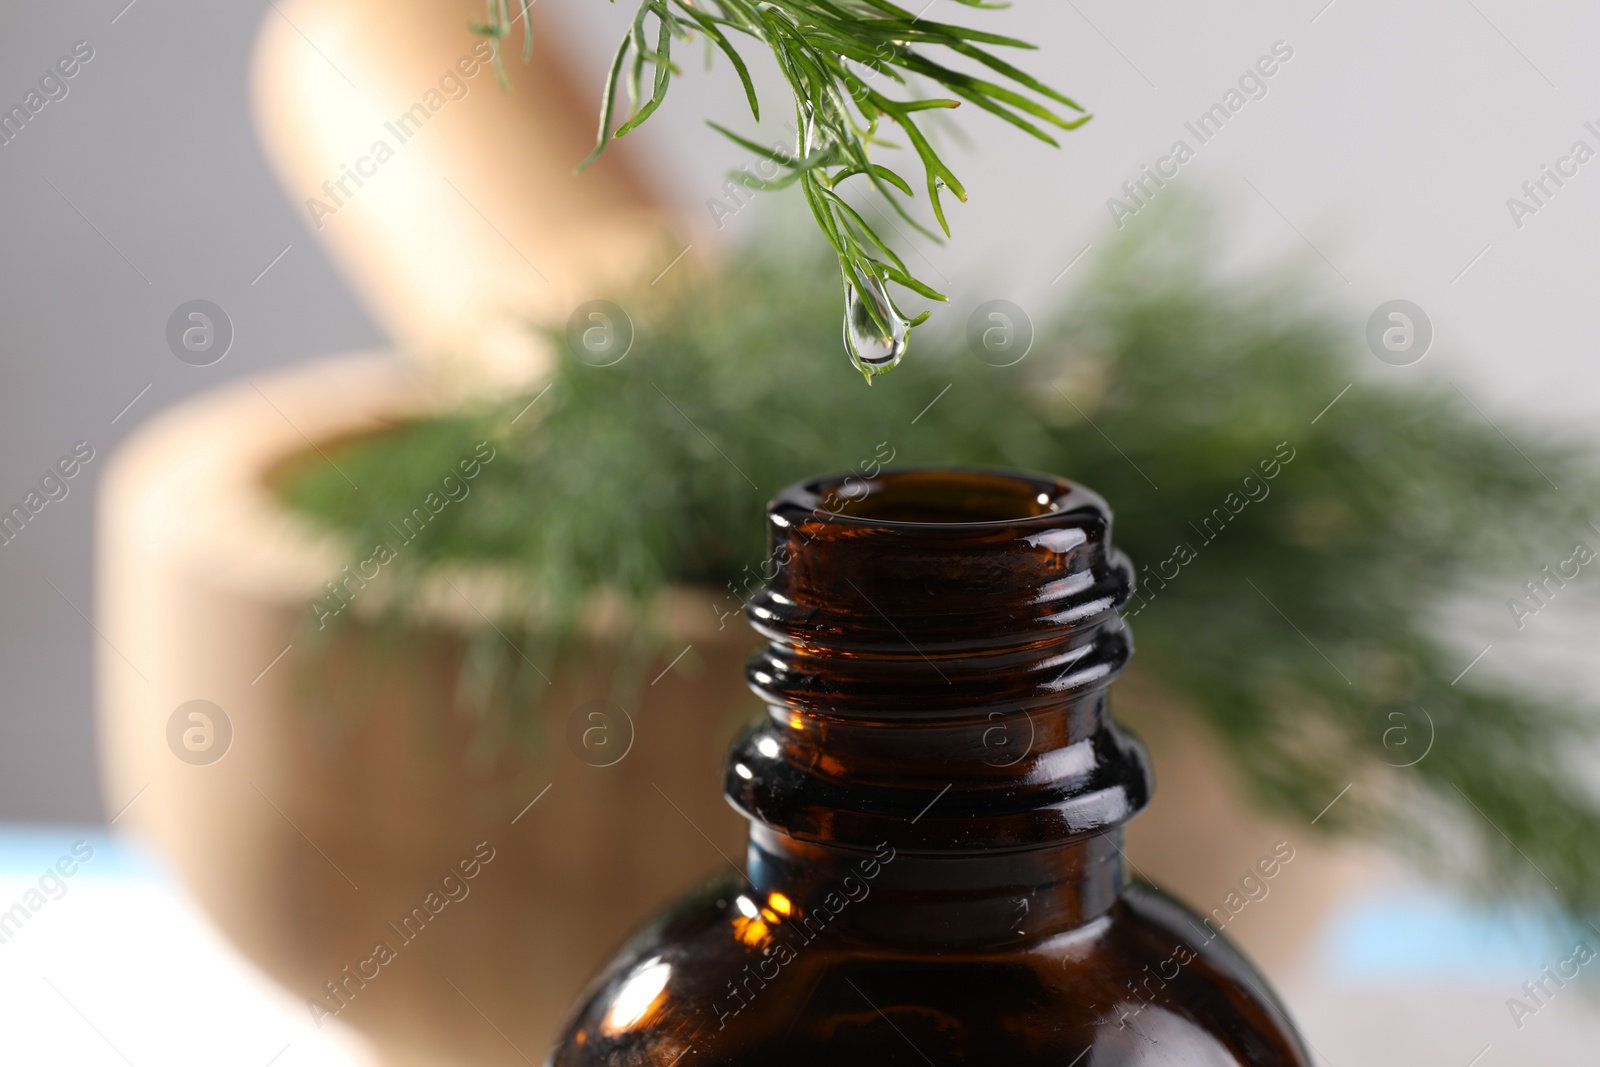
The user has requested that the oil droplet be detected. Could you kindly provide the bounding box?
[844,277,908,380]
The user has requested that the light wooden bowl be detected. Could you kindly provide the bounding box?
[97,354,755,1067]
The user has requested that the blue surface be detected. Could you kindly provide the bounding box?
[0,825,162,881]
[1316,888,1593,983]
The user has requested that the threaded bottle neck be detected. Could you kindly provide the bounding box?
[726,468,1150,858]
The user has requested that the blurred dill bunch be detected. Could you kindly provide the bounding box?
[283,201,1600,920]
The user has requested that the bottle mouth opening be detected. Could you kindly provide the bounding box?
[786,467,1081,529]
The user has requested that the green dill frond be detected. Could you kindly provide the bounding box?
[475,0,1086,372]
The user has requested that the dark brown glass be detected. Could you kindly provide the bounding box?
[550,468,1312,1066]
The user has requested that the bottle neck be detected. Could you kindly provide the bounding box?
[726,468,1149,941]
[745,826,1126,947]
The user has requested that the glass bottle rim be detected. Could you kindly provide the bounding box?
[774,465,1111,532]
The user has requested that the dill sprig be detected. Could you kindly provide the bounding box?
[474,0,1088,375]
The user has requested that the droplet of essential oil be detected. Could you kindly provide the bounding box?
[844,279,909,379]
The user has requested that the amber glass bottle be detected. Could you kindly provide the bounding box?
[551,468,1312,1066]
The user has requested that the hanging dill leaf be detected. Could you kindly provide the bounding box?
[474,0,1087,376]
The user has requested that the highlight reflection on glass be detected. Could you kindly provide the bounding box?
[600,957,671,1035]
[731,895,774,947]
